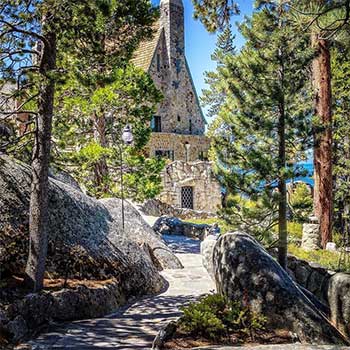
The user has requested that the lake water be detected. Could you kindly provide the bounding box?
[292,163,314,186]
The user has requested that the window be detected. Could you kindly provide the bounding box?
[177,115,181,122]
[181,187,194,209]
[199,151,208,161]
[151,115,162,132]
[155,150,174,161]
[189,119,192,134]
[157,54,161,72]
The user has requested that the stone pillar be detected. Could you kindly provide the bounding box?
[301,215,321,251]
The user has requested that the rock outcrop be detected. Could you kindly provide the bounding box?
[102,201,183,270]
[153,216,218,241]
[200,235,218,280]
[328,273,350,339]
[0,156,181,293]
[213,232,348,345]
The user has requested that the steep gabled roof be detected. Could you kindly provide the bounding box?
[131,21,161,72]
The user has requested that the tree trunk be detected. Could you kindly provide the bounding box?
[277,28,287,269]
[278,103,287,270]
[24,30,57,292]
[312,34,333,248]
[93,113,109,193]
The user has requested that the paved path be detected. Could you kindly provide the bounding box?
[193,346,350,350]
[27,237,215,350]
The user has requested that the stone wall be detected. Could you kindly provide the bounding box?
[146,133,211,162]
[0,280,126,343]
[158,160,221,213]
[140,199,217,219]
[287,255,334,304]
[286,255,350,339]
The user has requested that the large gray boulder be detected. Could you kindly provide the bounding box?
[0,156,181,296]
[200,235,218,280]
[213,232,348,345]
[153,216,217,241]
[328,273,350,339]
[101,200,183,270]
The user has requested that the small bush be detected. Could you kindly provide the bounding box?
[179,294,267,341]
[288,183,313,222]
[287,222,303,240]
[288,243,350,272]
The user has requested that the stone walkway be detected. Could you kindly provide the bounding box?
[26,237,215,350]
[193,346,350,350]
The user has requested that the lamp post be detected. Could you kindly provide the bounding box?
[120,125,133,231]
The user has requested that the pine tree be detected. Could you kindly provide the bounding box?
[205,0,313,268]
[0,0,110,291]
[202,26,236,118]
[332,44,350,240]
[192,0,239,31]
[53,0,159,197]
[292,0,350,247]
[54,64,164,200]
[52,0,162,200]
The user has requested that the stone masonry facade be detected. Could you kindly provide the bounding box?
[132,0,221,212]
[145,133,211,162]
[159,161,222,212]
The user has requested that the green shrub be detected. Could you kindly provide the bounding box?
[287,222,303,240]
[179,294,267,341]
[288,183,313,222]
[288,243,350,272]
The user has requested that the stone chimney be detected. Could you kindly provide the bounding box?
[160,0,185,77]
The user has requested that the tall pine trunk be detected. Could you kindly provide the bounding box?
[277,30,287,269]
[24,29,57,292]
[278,102,287,269]
[312,34,333,248]
[93,113,109,193]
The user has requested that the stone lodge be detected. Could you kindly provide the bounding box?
[131,0,221,212]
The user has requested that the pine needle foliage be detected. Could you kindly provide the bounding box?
[192,0,240,32]
[205,0,314,267]
[332,44,350,238]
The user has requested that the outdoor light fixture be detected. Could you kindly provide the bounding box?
[120,124,133,232]
[121,124,134,145]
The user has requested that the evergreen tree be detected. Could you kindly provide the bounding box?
[332,44,350,240]
[192,0,239,31]
[54,64,164,200]
[0,0,113,291]
[53,0,160,198]
[205,0,313,268]
[201,26,235,118]
[292,0,350,247]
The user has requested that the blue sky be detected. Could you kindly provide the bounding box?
[151,0,254,122]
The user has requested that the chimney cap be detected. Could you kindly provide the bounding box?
[160,0,184,7]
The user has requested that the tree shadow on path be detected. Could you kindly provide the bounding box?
[30,294,198,350]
